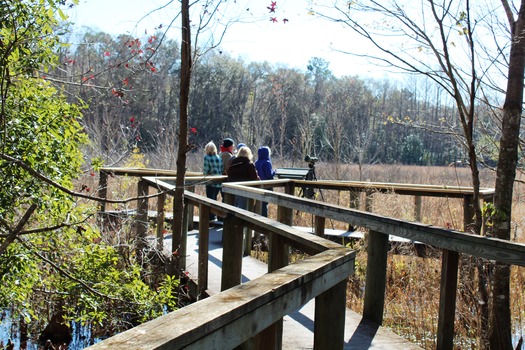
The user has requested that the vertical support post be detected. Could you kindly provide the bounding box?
[253,182,295,350]
[243,198,255,256]
[273,181,294,271]
[363,229,389,324]
[314,279,347,350]
[314,216,325,237]
[180,196,189,272]
[365,189,373,212]
[172,195,182,274]
[136,179,149,258]
[187,185,195,231]
[198,204,210,300]
[221,216,244,291]
[437,249,459,350]
[254,200,262,243]
[348,189,359,231]
[414,195,422,222]
[223,192,235,206]
[460,194,475,309]
[156,192,166,251]
[463,194,475,232]
[349,189,359,209]
[97,170,108,230]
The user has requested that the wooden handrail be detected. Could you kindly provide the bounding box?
[94,169,513,350]
[90,174,356,350]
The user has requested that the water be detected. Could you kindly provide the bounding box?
[1,310,100,349]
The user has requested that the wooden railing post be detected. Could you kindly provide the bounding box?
[463,194,475,232]
[314,216,325,237]
[187,185,195,231]
[172,195,182,274]
[314,279,347,350]
[97,170,108,230]
[254,199,262,243]
[243,198,255,256]
[363,229,389,324]
[437,249,459,350]
[273,182,294,271]
[365,189,374,212]
[252,182,295,350]
[198,204,210,299]
[221,215,244,291]
[414,195,422,222]
[156,192,166,251]
[136,179,149,259]
[180,197,190,272]
[349,189,359,209]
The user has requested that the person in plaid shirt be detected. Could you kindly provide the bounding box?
[203,141,223,220]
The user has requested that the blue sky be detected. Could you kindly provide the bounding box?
[65,0,383,78]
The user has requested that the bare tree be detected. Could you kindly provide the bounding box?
[314,0,525,348]
[490,1,525,348]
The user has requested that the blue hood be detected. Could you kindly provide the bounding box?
[258,146,270,160]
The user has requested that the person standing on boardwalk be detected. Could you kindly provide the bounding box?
[203,141,223,220]
[254,146,276,217]
[227,146,260,209]
[219,138,235,175]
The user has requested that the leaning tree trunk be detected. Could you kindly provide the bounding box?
[171,0,192,276]
[489,1,525,348]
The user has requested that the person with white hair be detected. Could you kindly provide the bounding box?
[203,141,223,220]
[227,146,260,209]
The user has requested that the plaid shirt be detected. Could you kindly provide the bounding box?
[203,154,223,187]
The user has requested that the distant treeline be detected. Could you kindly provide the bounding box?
[49,28,497,167]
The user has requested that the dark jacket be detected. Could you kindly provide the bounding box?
[255,147,276,180]
[227,156,259,182]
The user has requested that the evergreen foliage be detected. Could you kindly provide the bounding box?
[0,0,178,340]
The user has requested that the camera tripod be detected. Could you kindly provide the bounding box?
[303,162,317,199]
[302,162,324,202]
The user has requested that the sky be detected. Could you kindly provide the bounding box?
[65,0,384,78]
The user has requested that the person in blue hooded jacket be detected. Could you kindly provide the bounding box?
[255,146,276,217]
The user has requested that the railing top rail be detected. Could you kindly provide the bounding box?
[291,179,495,197]
[100,167,203,177]
[220,182,525,266]
[136,170,494,198]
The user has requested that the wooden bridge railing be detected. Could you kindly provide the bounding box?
[93,168,522,350]
[219,180,523,350]
[90,173,355,350]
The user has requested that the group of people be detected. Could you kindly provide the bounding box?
[203,137,275,218]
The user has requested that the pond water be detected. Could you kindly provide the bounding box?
[1,311,100,349]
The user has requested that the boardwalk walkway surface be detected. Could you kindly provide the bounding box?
[161,225,422,350]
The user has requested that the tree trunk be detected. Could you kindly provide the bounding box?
[489,1,525,348]
[171,0,191,276]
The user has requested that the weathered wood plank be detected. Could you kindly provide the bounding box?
[135,179,149,249]
[156,192,166,251]
[363,230,389,324]
[221,216,244,291]
[437,249,459,350]
[87,248,355,350]
[314,279,347,350]
[198,204,210,299]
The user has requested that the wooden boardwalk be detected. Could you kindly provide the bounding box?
[164,225,422,350]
